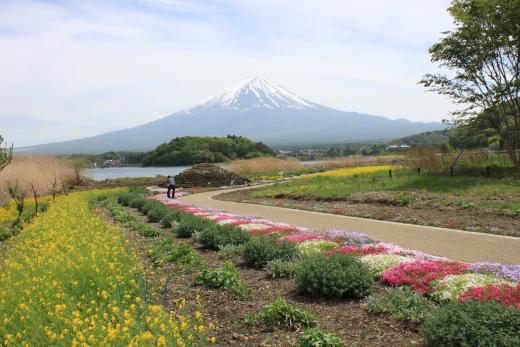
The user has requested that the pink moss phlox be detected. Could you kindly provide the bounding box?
[329,244,389,256]
[231,220,253,226]
[213,215,236,221]
[278,233,330,244]
[380,260,470,294]
[250,226,301,236]
[459,283,520,308]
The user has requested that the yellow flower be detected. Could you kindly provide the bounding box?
[141,331,153,341]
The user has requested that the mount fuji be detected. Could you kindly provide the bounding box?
[20,77,445,154]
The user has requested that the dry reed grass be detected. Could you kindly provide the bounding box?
[228,157,304,174]
[311,155,404,169]
[0,156,76,202]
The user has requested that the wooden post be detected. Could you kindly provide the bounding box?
[417,167,421,175]
[389,170,392,179]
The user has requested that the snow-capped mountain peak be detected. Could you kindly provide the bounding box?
[201,76,317,111]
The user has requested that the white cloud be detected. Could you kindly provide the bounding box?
[0,0,455,146]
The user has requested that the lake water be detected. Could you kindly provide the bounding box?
[83,166,191,181]
[84,160,320,181]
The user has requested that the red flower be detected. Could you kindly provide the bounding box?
[459,283,520,308]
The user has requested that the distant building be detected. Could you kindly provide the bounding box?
[102,159,122,166]
[386,144,411,151]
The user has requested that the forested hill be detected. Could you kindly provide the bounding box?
[392,129,451,146]
[142,135,274,166]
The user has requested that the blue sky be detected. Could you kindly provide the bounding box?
[0,0,454,146]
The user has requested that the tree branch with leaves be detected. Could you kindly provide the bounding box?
[420,0,520,166]
[0,134,13,172]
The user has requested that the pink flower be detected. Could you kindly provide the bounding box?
[380,260,470,294]
[329,244,389,256]
[250,226,301,236]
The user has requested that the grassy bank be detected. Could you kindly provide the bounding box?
[253,169,520,204]
[0,190,210,346]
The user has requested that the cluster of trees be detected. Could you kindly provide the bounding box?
[70,152,147,167]
[142,135,275,166]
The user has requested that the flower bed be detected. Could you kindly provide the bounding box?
[150,193,520,308]
[360,254,414,278]
[431,273,512,301]
[380,260,470,294]
[329,244,389,256]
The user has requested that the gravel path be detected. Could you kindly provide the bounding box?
[178,186,520,265]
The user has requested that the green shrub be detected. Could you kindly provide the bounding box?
[191,231,203,242]
[265,259,300,279]
[296,328,344,347]
[160,210,185,228]
[0,228,12,241]
[20,211,36,224]
[129,195,147,209]
[200,224,250,250]
[128,187,152,196]
[422,300,520,347]
[117,193,133,206]
[218,244,245,259]
[367,288,436,324]
[249,299,316,330]
[39,201,50,213]
[148,239,205,268]
[242,236,298,269]
[295,254,373,299]
[137,223,160,237]
[160,213,177,228]
[147,206,170,223]
[194,261,250,299]
[140,200,164,214]
[175,215,214,238]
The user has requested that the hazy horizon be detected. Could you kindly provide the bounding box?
[1,0,455,146]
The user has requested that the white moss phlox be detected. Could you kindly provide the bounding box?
[297,240,338,255]
[431,273,511,301]
[360,254,414,278]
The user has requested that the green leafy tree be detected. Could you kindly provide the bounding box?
[420,0,520,166]
[0,134,13,172]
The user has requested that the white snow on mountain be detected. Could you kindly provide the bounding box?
[198,76,317,111]
[18,76,445,154]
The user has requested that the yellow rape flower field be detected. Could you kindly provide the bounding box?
[0,190,212,346]
[303,165,398,178]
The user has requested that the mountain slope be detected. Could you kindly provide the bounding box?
[392,129,452,146]
[19,77,445,154]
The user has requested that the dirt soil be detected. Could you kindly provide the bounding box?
[104,205,423,347]
[216,189,520,237]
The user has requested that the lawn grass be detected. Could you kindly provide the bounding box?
[252,170,520,204]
